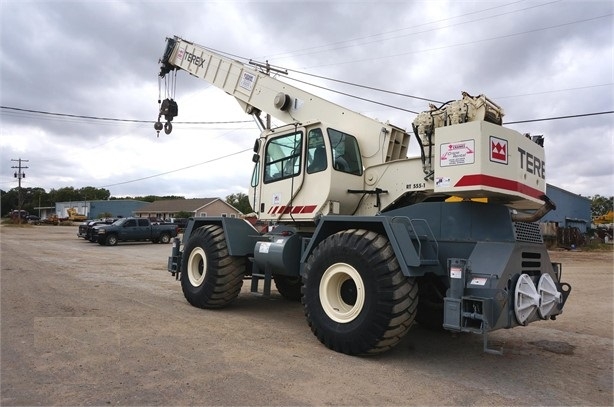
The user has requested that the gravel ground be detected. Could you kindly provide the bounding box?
[1,224,612,406]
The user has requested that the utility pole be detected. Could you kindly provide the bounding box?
[11,158,29,225]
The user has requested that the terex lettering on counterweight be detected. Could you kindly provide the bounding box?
[517,147,545,179]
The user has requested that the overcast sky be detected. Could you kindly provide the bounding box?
[1,0,612,201]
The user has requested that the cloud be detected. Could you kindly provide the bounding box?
[1,0,612,203]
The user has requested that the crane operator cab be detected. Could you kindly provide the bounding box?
[249,124,364,223]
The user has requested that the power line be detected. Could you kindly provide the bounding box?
[282,75,422,114]
[263,0,559,61]
[504,111,614,124]
[100,148,252,188]
[285,69,443,105]
[97,110,612,188]
[0,106,252,125]
[301,13,613,69]
[495,84,613,99]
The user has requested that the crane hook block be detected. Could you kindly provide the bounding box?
[160,98,178,121]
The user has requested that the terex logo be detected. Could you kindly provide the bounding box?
[175,48,185,64]
[183,51,206,67]
[489,136,507,164]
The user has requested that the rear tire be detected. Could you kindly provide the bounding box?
[273,275,302,301]
[159,233,171,244]
[180,225,245,309]
[302,229,417,355]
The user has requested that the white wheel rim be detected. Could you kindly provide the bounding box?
[319,262,365,323]
[187,247,207,286]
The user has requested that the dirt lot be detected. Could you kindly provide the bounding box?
[1,224,612,406]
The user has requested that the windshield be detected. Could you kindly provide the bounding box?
[111,218,126,226]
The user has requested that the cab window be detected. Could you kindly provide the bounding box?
[264,131,302,183]
[306,128,327,174]
[327,128,363,175]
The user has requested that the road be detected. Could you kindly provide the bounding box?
[1,224,612,406]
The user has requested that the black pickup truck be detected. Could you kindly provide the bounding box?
[78,218,117,241]
[91,217,179,246]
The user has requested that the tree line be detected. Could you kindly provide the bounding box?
[1,186,253,217]
[2,185,608,220]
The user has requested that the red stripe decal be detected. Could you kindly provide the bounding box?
[291,206,303,214]
[454,174,543,199]
[300,205,317,214]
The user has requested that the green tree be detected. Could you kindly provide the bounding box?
[1,187,51,216]
[590,195,613,217]
[174,211,193,219]
[225,192,253,214]
[0,189,19,216]
[80,186,110,200]
[49,187,80,203]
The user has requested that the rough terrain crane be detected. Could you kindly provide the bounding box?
[157,36,571,355]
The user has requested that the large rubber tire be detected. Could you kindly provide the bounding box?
[273,275,302,301]
[302,229,418,355]
[180,225,245,309]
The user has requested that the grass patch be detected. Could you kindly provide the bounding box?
[582,242,614,251]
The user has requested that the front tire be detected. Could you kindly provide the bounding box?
[180,225,245,308]
[302,229,418,355]
[106,234,118,246]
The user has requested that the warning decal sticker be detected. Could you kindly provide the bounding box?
[239,72,256,92]
[440,140,475,167]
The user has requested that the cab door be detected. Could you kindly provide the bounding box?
[250,128,305,218]
[119,218,138,240]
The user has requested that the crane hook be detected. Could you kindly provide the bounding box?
[164,121,173,135]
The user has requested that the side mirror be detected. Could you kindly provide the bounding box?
[253,139,260,153]
[252,154,260,163]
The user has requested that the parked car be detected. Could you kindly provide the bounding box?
[171,218,189,232]
[91,217,179,246]
[26,215,41,224]
[78,218,116,241]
